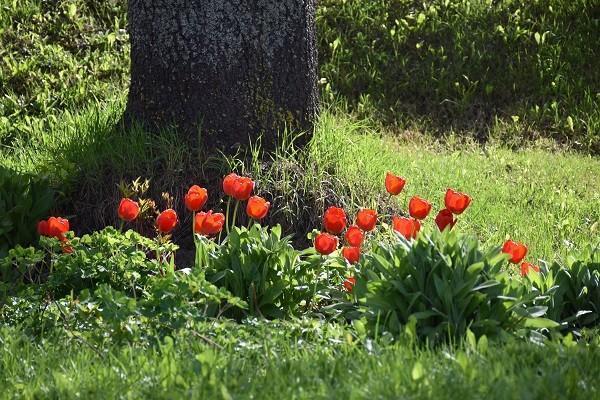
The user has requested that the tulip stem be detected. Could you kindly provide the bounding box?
[156,235,163,276]
[231,201,240,232]
[192,211,196,246]
[225,198,232,235]
[195,236,205,269]
[119,220,125,233]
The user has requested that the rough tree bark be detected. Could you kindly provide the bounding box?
[125,0,318,152]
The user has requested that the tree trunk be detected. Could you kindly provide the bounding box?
[125,0,318,153]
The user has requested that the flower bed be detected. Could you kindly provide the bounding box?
[1,171,598,344]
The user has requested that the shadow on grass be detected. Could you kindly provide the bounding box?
[18,102,375,256]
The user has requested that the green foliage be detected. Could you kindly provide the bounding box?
[353,230,555,343]
[0,0,128,144]
[0,322,598,399]
[0,166,54,258]
[529,245,600,329]
[203,224,314,319]
[2,0,598,153]
[1,273,246,343]
[318,0,600,152]
[0,245,45,297]
[141,271,247,330]
[47,227,176,296]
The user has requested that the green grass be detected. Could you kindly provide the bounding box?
[1,1,600,398]
[2,0,599,152]
[2,99,598,261]
[310,113,600,261]
[1,323,599,399]
[318,0,600,152]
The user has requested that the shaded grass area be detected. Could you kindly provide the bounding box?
[318,0,600,152]
[1,98,599,262]
[1,323,599,399]
[2,0,599,152]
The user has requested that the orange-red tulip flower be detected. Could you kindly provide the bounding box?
[194,211,225,236]
[223,173,239,197]
[408,196,432,220]
[38,217,70,240]
[345,225,364,247]
[118,198,140,222]
[314,232,339,255]
[392,216,421,240]
[184,185,208,212]
[356,209,377,231]
[445,189,472,215]
[232,176,254,201]
[435,209,456,232]
[385,172,406,195]
[323,206,347,235]
[246,196,270,220]
[342,246,361,264]
[502,240,528,264]
[520,261,540,277]
[37,220,50,236]
[343,276,356,292]
[47,217,70,239]
[156,209,178,233]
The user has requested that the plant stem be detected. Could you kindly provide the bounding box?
[231,200,240,232]
[156,234,163,276]
[192,211,196,243]
[225,197,232,234]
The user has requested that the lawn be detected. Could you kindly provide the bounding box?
[1,1,599,399]
[1,322,599,399]
[2,101,599,261]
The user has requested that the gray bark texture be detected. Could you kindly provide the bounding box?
[125,0,318,152]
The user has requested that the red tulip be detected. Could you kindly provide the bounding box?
[385,172,406,195]
[343,276,356,292]
[314,232,339,255]
[445,189,471,215]
[345,225,364,247]
[502,240,528,264]
[118,198,140,222]
[520,261,540,277]
[47,217,70,239]
[392,216,421,240]
[37,220,50,236]
[408,196,432,220]
[435,209,456,232]
[246,196,270,220]
[342,246,361,264]
[156,209,178,233]
[61,244,74,254]
[232,176,254,201]
[184,185,208,212]
[356,209,377,231]
[223,173,239,197]
[323,206,347,235]
[194,211,225,236]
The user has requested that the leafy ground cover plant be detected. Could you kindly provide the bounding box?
[528,245,600,331]
[202,225,310,319]
[46,227,177,297]
[0,166,54,258]
[349,230,555,344]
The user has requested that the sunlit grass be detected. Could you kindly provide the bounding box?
[2,101,599,262]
